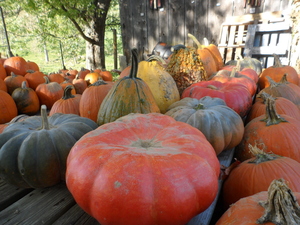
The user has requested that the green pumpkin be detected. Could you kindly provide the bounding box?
[0,105,98,188]
[165,96,244,155]
[97,49,160,125]
[226,56,263,75]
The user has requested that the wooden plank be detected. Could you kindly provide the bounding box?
[225,25,237,62]
[0,179,33,212]
[53,204,99,225]
[235,25,246,59]
[0,183,76,225]
[223,11,283,24]
[244,24,258,57]
[256,22,291,32]
[252,46,288,55]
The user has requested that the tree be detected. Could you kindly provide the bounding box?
[0,0,114,70]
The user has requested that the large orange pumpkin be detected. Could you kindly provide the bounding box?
[66,113,220,225]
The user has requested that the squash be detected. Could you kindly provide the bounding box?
[97,49,160,126]
[66,112,220,225]
[165,96,244,155]
[225,55,263,75]
[3,56,29,76]
[217,179,300,225]
[137,55,180,113]
[24,70,47,90]
[0,105,98,188]
[4,72,28,95]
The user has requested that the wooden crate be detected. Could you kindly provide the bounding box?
[218,11,292,68]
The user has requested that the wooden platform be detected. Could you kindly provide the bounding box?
[0,148,234,225]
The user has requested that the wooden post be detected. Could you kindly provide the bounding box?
[0,7,13,57]
[112,29,118,70]
[59,40,66,70]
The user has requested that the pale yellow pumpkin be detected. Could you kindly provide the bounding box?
[137,56,180,113]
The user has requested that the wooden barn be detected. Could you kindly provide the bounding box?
[119,0,300,72]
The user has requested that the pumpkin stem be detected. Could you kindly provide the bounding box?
[257,178,300,224]
[230,67,238,77]
[279,74,289,84]
[62,85,75,100]
[260,97,288,126]
[194,103,205,110]
[128,49,139,79]
[258,91,276,104]
[40,105,50,130]
[21,80,28,89]
[207,84,218,90]
[273,54,283,68]
[89,79,108,86]
[188,33,203,50]
[266,76,279,88]
[248,144,280,164]
[235,59,241,71]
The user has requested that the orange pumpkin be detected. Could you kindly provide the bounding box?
[24,70,47,90]
[72,74,88,94]
[0,90,18,124]
[258,54,299,89]
[35,76,64,110]
[27,61,40,72]
[0,63,7,80]
[84,71,102,84]
[48,72,65,84]
[0,78,7,92]
[4,72,28,95]
[3,56,29,76]
[49,85,81,116]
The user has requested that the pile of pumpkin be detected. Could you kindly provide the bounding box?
[1,32,300,225]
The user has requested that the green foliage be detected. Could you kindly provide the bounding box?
[0,0,123,73]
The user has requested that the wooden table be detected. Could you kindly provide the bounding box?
[0,148,234,225]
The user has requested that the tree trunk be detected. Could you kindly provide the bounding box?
[85,0,111,70]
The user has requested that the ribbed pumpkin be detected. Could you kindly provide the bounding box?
[258,54,299,89]
[165,96,244,155]
[246,91,300,124]
[222,145,300,209]
[66,113,220,225]
[11,81,40,115]
[97,49,160,126]
[166,46,207,95]
[79,80,114,123]
[202,38,224,71]
[49,85,81,116]
[137,55,180,114]
[217,179,300,225]
[0,105,98,188]
[35,76,64,110]
[4,72,28,95]
[0,90,18,124]
[181,80,252,118]
[235,97,300,163]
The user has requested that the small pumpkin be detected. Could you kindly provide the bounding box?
[217,179,300,225]
[72,74,88,94]
[27,61,40,72]
[84,71,102,84]
[66,112,220,225]
[4,72,28,95]
[225,55,263,75]
[35,76,64,110]
[24,70,47,90]
[49,85,81,116]
[11,81,40,115]
[97,49,160,126]
[79,80,114,123]
[165,96,244,155]
[0,105,98,188]
[48,72,65,84]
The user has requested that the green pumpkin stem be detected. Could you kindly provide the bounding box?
[257,178,300,224]
[194,103,205,110]
[62,85,75,100]
[128,49,139,79]
[261,97,288,126]
[40,105,50,130]
[147,55,167,65]
[188,33,203,50]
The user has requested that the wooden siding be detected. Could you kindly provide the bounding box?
[118,0,291,64]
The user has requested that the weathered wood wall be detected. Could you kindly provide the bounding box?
[118,0,292,65]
